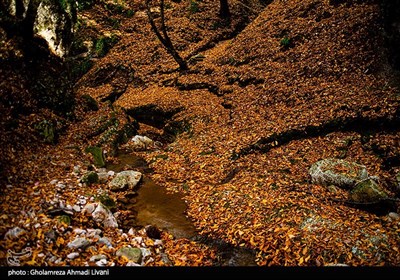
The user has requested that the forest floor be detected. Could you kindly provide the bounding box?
[1,0,400,268]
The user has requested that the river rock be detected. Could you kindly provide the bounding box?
[4,227,26,240]
[309,158,368,188]
[131,135,153,150]
[67,237,91,249]
[90,254,107,262]
[109,170,142,191]
[92,203,118,228]
[349,178,389,203]
[116,247,142,263]
[97,237,113,248]
[67,252,79,259]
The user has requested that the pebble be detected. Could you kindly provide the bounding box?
[95,259,107,266]
[389,212,400,220]
[86,229,102,237]
[97,237,113,248]
[67,237,91,249]
[90,254,107,262]
[73,229,86,235]
[79,198,87,205]
[67,252,80,259]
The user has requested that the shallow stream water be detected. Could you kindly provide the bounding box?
[107,151,257,266]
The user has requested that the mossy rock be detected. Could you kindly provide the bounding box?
[349,179,389,203]
[57,215,71,225]
[81,94,99,111]
[95,194,116,211]
[85,146,105,167]
[116,247,142,263]
[81,171,99,185]
[34,120,57,144]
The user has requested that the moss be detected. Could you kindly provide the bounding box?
[57,215,71,225]
[94,34,120,57]
[34,120,57,144]
[95,193,116,211]
[81,94,99,111]
[349,179,389,203]
[81,171,99,185]
[85,146,105,167]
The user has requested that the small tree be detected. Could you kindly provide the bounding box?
[145,0,188,70]
[219,0,230,18]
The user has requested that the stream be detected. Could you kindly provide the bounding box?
[107,151,257,266]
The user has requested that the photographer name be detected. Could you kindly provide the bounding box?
[8,268,110,276]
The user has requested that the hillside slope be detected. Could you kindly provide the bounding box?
[1,0,399,267]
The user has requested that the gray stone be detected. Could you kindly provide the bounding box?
[90,254,107,262]
[309,158,368,188]
[67,237,91,249]
[349,178,389,203]
[67,252,79,259]
[97,237,113,248]
[116,247,142,263]
[4,227,26,240]
[109,170,142,191]
[92,203,118,228]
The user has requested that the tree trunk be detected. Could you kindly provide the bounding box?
[219,0,230,18]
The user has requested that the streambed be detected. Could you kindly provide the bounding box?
[108,151,257,266]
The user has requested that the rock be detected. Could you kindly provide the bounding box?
[126,261,141,266]
[72,205,81,212]
[160,253,173,265]
[90,254,107,262]
[131,135,153,150]
[86,229,102,237]
[44,229,57,242]
[349,178,389,203]
[140,248,152,261]
[73,229,86,235]
[388,212,400,220]
[85,146,106,168]
[50,179,58,185]
[67,252,79,259]
[83,203,97,214]
[57,215,71,225]
[92,203,118,228]
[73,165,81,175]
[128,228,136,236]
[67,238,91,250]
[145,225,161,239]
[4,227,26,240]
[97,172,110,183]
[95,259,108,266]
[116,247,142,263]
[33,1,76,57]
[79,198,87,205]
[80,172,99,185]
[3,0,76,57]
[97,237,113,248]
[309,158,368,188]
[109,170,142,191]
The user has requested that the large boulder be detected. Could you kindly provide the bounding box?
[0,0,77,57]
[309,158,368,189]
